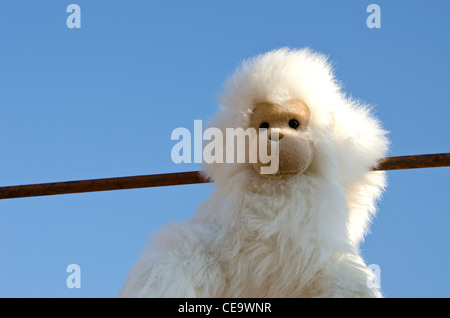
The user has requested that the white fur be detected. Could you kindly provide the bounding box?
[119,48,389,298]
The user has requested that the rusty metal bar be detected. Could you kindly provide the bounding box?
[0,153,448,200]
[373,153,450,171]
[0,171,209,200]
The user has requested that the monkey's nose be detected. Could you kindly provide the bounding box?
[269,133,284,141]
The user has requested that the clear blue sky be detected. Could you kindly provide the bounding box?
[0,1,449,297]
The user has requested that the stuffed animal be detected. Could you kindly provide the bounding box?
[119,48,389,298]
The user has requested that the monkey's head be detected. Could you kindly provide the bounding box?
[202,47,388,190]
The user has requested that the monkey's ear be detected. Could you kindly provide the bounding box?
[200,107,250,186]
[333,102,389,182]
[333,101,389,245]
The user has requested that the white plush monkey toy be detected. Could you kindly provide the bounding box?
[119,48,389,298]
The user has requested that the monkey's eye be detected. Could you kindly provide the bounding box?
[288,119,300,130]
[260,122,270,129]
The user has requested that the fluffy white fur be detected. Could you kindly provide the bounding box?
[119,48,389,298]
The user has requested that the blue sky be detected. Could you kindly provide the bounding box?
[0,1,449,297]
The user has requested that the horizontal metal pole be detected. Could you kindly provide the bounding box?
[375,153,450,171]
[0,153,448,200]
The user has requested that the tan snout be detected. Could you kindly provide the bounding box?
[253,130,313,178]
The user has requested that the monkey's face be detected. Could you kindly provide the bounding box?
[249,99,313,178]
